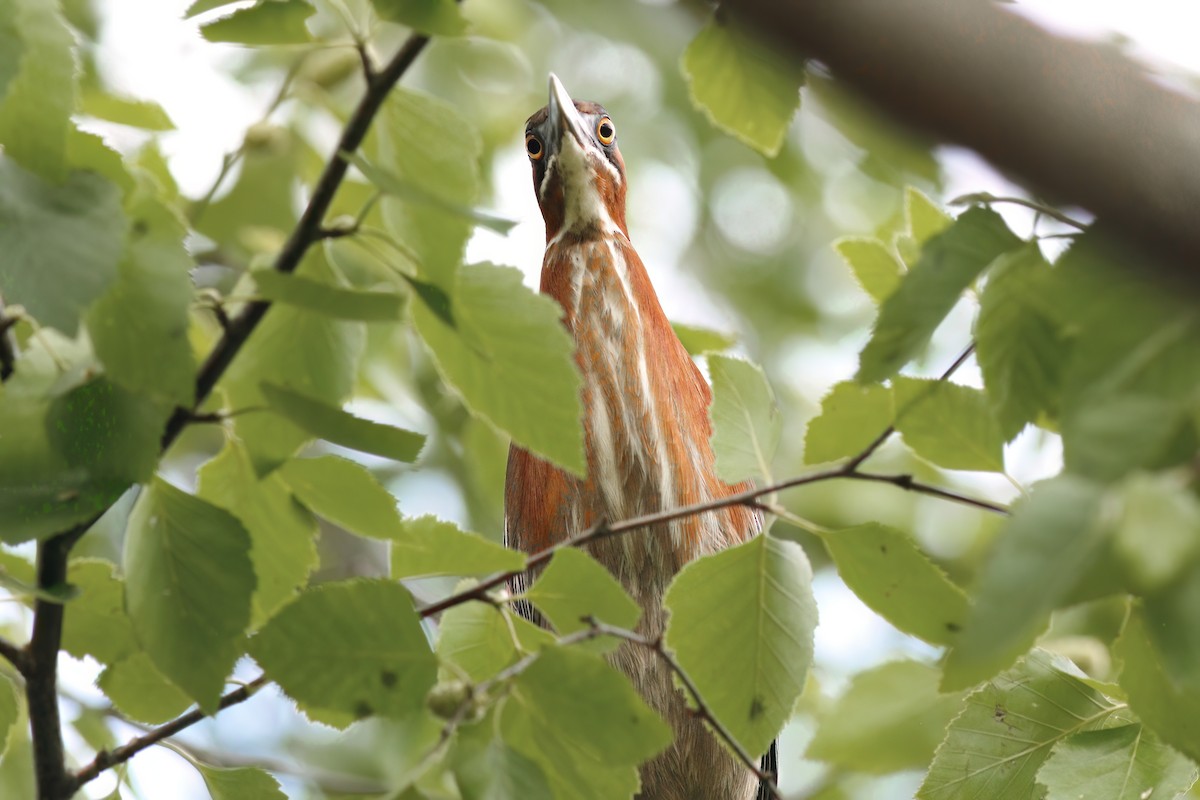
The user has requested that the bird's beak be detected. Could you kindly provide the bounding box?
[547,73,590,154]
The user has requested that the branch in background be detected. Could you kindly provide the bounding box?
[0,296,18,382]
[731,0,1200,292]
[0,635,25,675]
[28,29,438,800]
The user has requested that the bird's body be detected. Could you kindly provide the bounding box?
[505,75,770,800]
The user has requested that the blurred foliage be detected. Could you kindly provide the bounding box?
[0,0,1197,798]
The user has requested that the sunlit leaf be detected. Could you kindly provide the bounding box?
[943,476,1106,690]
[893,377,1005,472]
[97,651,192,725]
[904,187,952,247]
[1116,606,1200,762]
[200,0,315,45]
[834,237,904,304]
[671,322,737,356]
[413,262,584,476]
[524,549,639,651]
[437,602,520,682]
[665,535,816,758]
[820,523,968,646]
[124,479,255,711]
[60,559,138,665]
[278,455,402,539]
[197,764,286,800]
[390,515,524,579]
[1038,724,1197,800]
[857,207,1020,383]
[0,674,18,760]
[1112,472,1200,592]
[708,354,782,483]
[453,721,554,800]
[260,382,425,462]
[251,269,405,321]
[804,381,893,464]
[80,89,174,131]
[249,579,437,720]
[370,0,467,35]
[682,16,803,157]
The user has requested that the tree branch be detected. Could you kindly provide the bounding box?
[0,296,17,382]
[0,636,26,676]
[731,0,1200,292]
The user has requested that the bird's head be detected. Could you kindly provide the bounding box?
[524,73,628,243]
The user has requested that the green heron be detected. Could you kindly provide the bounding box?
[505,74,777,800]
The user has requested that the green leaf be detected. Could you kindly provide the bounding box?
[452,721,554,800]
[79,89,174,131]
[681,16,803,157]
[523,549,639,650]
[1116,605,1200,762]
[369,88,482,289]
[413,262,584,476]
[0,673,18,760]
[87,177,196,406]
[943,476,1106,690]
[97,651,193,725]
[807,660,965,774]
[1062,394,1187,484]
[185,0,242,17]
[905,187,952,246]
[857,207,1021,383]
[919,650,1128,800]
[0,1,25,109]
[346,152,514,234]
[670,323,737,356]
[1142,562,1200,691]
[197,440,319,627]
[804,381,893,464]
[501,646,672,800]
[0,0,75,181]
[260,383,425,463]
[278,455,402,539]
[820,523,968,646]
[251,269,405,321]
[219,253,365,474]
[975,246,1065,439]
[1112,472,1200,591]
[436,602,520,682]
[1038,724,1197,800]
[390,515,525,579]
[370,0,467,35]
[708,354,782,484]
[124,479,255,712]
[61,559,138,665]
[197,764,286,800]
[833,238,904,304]
[0,156,126,334]
[249,579,437,720]
[893,377,1005,472]
[200,0,314,44]
[664,535,817,758]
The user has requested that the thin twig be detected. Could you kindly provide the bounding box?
[68,676,269,794]
[845,471,1009,514]
[584,619,782,799]
[948,192,1088,230]
[0,636,26,675]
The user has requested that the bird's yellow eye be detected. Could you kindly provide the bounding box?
[525,133,544,161]
[596,117,615,146]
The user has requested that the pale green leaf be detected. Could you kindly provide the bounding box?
[0,673,18,760]
[249,579,437,720]
[1038,724,1197,800]
[1142,563,1200,691]
[834,237,904,304]
[681,16,803,157]
[857,207,1021,383]
[436,602,520,682]
[198,764,286,800]
[820,523,968,646]
[920,650,1127,800]
[0,0,75,181]
[943,476,1106,690]
[905,187,952,246]
[708,354,782,483]
[893,377,1005,472]
[413,262,584,476]
[0,1,24,109]
[1116,606,1200,762]
[97,651,193,725]
[975,246,1065,439]
[61,559,138,665]
[66,129,135,193]
[197,440,319,627]
[278,455,402,539]
[80,89,174,131]
[501,646,671,800]
[186,0,241,17]
[124,479,255,711]
[251,269,405,321]
[259,383,424,463]
[88,176,196,406]
[370,0,467,35]
[664,535,816,758]
[1112,472,1200,591]
[453,721,554,800]
[0,157,126,334]
[200,0,314,44]
[670,322,737,356]
[807,660,964,774]
[390,515,524,579]
[219,253,365,474]
[804,381,893,464]
[524,549,639,650]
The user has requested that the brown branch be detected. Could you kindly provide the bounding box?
[0,636,26,675]
[68,676,268,794]
[730,0,1200,292]
[584,619,782,799]
[0,298,17,382]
